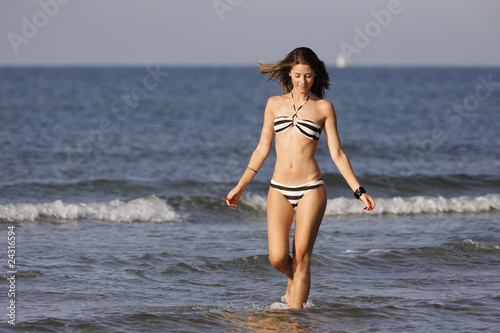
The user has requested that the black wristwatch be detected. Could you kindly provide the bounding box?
[354,187,366,199]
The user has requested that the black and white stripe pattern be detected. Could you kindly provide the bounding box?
[273,116,321,140]
[270,178,325,207]
[295,119,321,140]
[273,116,294,134]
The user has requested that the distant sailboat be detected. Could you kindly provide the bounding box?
[336,52,347,69]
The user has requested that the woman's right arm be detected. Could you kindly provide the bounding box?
[226,97,276,207]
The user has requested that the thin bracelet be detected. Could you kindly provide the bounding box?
[246,167,258,174]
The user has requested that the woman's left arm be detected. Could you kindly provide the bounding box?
[322,101,375,211]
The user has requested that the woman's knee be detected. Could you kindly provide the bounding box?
[269,253,290,271]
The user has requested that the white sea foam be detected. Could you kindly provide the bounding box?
[0,195,179,222]
[461,239,500,252]
[242,193,500,216]
[242,193,268,211]
[268,302,289,310]
[266,296,314,310]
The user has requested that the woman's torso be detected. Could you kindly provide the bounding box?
[271,94,325,185]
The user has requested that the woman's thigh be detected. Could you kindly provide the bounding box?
[294,185,327,260]
[267,187,295,258]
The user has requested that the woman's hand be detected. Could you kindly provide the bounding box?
[360,193,375,211]
[226,185,245,207]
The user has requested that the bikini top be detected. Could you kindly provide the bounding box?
[273,91,321,141]
[274,116,321,141]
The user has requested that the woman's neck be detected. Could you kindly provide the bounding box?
[291,90,311,103]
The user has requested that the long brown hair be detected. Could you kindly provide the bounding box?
[258,47,330,99]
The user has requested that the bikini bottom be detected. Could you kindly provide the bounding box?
[270,178,325,207]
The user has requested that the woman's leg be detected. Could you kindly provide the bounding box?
[267,187,295,303]
[289,185,327,309]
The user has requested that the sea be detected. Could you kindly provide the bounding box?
[1,66,499,332]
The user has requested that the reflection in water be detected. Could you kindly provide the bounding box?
[213,309,318,332]
[207,304,370,333]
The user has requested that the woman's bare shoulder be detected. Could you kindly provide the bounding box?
[267,94,289,104]
[265,95,289,114]
[314,98,335,117]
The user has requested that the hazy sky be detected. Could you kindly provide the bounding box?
[1,0,499,67]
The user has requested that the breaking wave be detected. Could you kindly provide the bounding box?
[2,193,499,222]
[0,195,178,222]
[242,193,500,216]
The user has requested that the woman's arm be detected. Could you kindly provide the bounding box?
[226,97,275,207]
[323,101,375,211]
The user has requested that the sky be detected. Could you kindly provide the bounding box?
[1,0,500,67]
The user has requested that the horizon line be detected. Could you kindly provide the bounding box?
[1,63,499,69]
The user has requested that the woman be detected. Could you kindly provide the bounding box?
[226,47,375,309]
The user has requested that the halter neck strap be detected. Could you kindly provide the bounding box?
[291,91,311,118]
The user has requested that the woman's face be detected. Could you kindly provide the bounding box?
[290,64,315,94]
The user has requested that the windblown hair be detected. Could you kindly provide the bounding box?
[258,47,330,99]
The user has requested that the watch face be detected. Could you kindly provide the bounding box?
[354,187,365,199]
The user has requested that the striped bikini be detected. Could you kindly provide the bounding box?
[273,116,321,140]
[270,178,325,207]
[270,91,324,207]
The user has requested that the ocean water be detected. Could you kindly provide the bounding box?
[1,66,499,332]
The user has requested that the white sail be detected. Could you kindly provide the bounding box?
[336,52,347,69]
